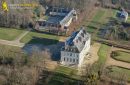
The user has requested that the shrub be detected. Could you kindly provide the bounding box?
[111,51,120,57]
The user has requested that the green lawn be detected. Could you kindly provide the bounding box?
[55,66,77,76]
[107,66,130,82]
[86,9,105,33]
[47,66,79,85]
[20,31,59,45]
[127,17,130,22]
[112,50,130,63]
[0,28,25,40]
[97,44,110,64]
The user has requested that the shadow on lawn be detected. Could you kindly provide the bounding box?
[22,37,64,61]
[32,29,60,36]
[87,25,98,30]
[37,70,83,85]
[27,36,59,45]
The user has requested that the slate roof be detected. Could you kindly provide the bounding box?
[117,10,128,19]
[64,27,90,53]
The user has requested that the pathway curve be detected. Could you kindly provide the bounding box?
[0,39,25,47]
[0,30,30,47]
[105,46,130,69]
[13,31,30,42]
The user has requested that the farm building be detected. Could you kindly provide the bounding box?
[35,7,78,35]
[60,27,91,67]
[116,9,128,22]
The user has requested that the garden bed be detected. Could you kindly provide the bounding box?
[111,50,130,63]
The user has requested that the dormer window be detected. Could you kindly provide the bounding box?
[81,33,84,37]
[83,30,86,34]
[78,37,82,42]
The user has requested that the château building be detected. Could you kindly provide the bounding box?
[61,27,91,67]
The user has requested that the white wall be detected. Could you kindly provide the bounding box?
[78,38,91,67]
[64,18,73,27]
[61,51,79,66]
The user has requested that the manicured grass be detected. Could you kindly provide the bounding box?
[48,74,78,85]
[112,50,130,63]
[107,66,130,82]
[127,17,130,22]
[48,66,79,85]
[55,66,77,76]
[112,9,117,18]
[97,44,110,64]
[20,31,59,45]
[86,9,105,33]
[0,28,25,40]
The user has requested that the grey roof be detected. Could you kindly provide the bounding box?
[37,7,76,27]
[64,27,90,53]
[60,9,76,26]
[117,10,128,18]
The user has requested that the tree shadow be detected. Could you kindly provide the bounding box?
[27,36,59,45]
[32,29,60,36]
[37,70,82,85]
[87,25,98,30]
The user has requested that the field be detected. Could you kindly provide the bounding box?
[86,9,105,33]
[85,8,116,34]
[107,66,130,82]
[112,50,130,63]
[97,44,110,64]
[20,31,60,45]
[0,28,25,41]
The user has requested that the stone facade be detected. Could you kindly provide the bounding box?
[61,27,91,67]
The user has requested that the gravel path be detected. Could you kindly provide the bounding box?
[105,46,130,69]
[13,31,30,42]
[79,43,101,74]
[0,30,29,47]
[0,39,25,47]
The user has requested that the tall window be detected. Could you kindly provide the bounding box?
[67,58,69,62]
[64,57,65,61]
[73,59,75,63]
[70,58,72,62]
[77,59,78,63]
[70,53,72,56]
